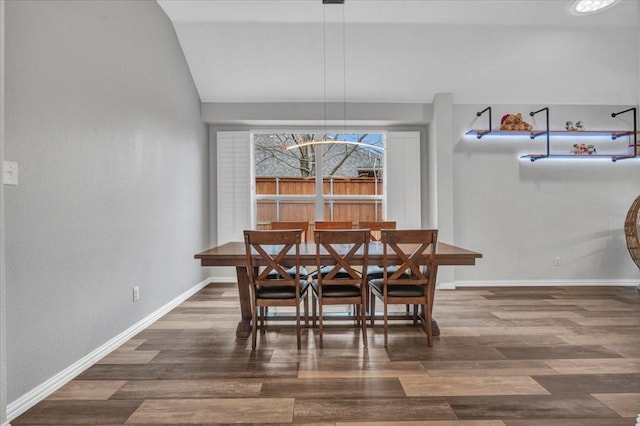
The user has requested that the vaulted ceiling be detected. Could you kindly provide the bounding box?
[157,0,639,104]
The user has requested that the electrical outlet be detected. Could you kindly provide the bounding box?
[3,160,18,185]
[133,286,140,302]
[554,256,561,266]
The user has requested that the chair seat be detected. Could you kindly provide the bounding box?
[311,281,361,298]
[256,281,309,299]
[369,278,425,297]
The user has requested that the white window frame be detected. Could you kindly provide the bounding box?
[215,130,421,244]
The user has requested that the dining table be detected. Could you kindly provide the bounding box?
[195,240,482,338]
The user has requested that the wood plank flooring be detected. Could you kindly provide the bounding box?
[12,284,640,425]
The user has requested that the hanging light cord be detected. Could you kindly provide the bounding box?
[323,4,327,140]
[342,3,346,136]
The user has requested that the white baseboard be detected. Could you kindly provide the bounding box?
[436,282,457,290]
[6,277,214,422]
[439,279,640,290]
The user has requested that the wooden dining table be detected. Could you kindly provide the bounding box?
[195,240,482,338]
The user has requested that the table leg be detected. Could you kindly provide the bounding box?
[429,265,440,337]
[431,319,440,337]
[235,266,252,338]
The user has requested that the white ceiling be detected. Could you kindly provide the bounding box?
[156,0,639,104]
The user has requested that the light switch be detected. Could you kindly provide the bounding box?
[3,161,18,185]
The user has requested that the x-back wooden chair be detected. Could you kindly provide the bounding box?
[314,221,353,231]
[244,229,309,350]
[270,221,310,242]
[358,220,397,242]
[368,229,438,348]
[312,229,370,348]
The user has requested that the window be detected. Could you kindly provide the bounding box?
[253,132,385,229]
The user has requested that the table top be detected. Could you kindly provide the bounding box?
[195,241,482,267]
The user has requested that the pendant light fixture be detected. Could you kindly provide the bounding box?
[569,0,620,15]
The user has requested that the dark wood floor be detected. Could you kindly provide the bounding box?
[13,283,640,425]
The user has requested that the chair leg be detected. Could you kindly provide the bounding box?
[413,304,418,324]
[370,293,376,326]
[296,300,301,350]
[361,296,368,348]
[424,302,433,347]
[252,301,258,349]
[312,293,317,328]
[318,300,323,349]
[303,293,309,328]
[383,300,389,348]
[365,288,370,318]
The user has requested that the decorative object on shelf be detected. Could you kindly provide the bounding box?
[587,144,596,155]
[565,121,585,131]
[500,113,533,131]
[571,144,581,155]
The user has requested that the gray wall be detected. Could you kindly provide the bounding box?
[5,0,208,405]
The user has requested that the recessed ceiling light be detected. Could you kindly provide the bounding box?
[569,0,620,15]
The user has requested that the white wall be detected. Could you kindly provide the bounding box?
[453,104,640,284]
[5,0,208,407]
[174,20,638,105]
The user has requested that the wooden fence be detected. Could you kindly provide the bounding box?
[256,176,383,228]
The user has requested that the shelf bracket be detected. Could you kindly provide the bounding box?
[475,106,492,139]
[529,107,550,162]
[611,107,637,162]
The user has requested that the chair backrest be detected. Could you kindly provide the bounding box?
[270,221,309,242]
[358,221,397,241]
[314,229,370,286]
[243,230,302,287]
[381,229,438,286]
[314,221,353,230]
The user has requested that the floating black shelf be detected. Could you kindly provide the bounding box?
[466,106,639,162]
[464,129,636,138]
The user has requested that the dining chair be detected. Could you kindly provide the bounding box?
[368,229,438,348]
[243,229,309,350]
[270,221,310,242]
[312,229,370,348]
[314,221,353,233]
[358,221,397,242]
